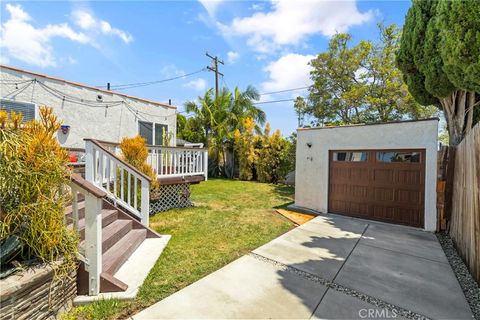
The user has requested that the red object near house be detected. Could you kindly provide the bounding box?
[69,153,78,163]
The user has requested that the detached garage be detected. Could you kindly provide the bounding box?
[294,119,439,231]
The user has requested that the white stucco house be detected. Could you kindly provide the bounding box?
[293,119,439,231]
[0,64,176,148]
[1,65,209,299]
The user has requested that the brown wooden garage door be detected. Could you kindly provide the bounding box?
[328,149,425,228]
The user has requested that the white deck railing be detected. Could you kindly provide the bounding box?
[84,139,151,225]
[147,146,208,180]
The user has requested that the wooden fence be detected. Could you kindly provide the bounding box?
[449,123,480,283]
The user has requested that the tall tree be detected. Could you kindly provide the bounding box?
[183,86,263,177]
[308,33,371,125]
[396,0,480,145]
[228,85,265,131]
[293,96,308,127]
[307,24,436,126]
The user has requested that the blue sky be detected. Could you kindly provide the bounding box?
[0,0,412,135]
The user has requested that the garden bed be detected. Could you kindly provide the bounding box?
[0,261,76,320]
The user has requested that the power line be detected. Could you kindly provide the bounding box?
[253,98,298,105]
[99,68,207,91]
[258,86,312,96]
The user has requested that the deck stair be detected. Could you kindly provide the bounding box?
[66,174,170,302]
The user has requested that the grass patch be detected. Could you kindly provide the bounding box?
[64,179,295,319]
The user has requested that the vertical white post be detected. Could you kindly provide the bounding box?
[72,190,79,230]
[84,194,102,296]
[85,142,94,183]
[140,178,149,226]
[160,149,164,176]
[203,150,208,181]
[134,177,138,210]
[120,169,124,201]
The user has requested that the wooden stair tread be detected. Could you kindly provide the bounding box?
[65,200,86,218]
[102,229,147,275]
[76,209,118,230]
[79,219,132,253]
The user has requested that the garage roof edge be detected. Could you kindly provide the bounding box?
[297,117,440,132]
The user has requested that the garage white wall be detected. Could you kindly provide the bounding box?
[0,66,176,148]
[295,119,439,231]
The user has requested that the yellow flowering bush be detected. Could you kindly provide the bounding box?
[119,135,159,189]
[0,107,77,272]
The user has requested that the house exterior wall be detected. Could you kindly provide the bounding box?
[0,66,176,148]
[295,119,439,231]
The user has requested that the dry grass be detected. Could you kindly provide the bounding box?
[65,179,295,320]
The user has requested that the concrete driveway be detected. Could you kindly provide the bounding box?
[133,214,473,319]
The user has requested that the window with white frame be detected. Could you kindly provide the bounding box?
[0,99,36,121]
[138,121,169,145]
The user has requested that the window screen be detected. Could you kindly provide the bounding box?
[138,121,153,145]
[155,124,168,145]
[0,99,35,121]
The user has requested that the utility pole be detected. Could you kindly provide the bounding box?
[206,52,224,98]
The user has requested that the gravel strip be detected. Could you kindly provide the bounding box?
[248,252,429,320]
[437,232,480,319]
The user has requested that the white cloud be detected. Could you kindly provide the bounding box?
[227,51,239,64]
[185,78,207,92]
[220,0,373,53]
[0,4,89,67]
[198,0,225,17]
[261,53,315,92]
[72,10,133,44]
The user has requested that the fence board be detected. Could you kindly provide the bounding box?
[450,123,480,283]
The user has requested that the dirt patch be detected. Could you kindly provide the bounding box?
[276,209,315,225]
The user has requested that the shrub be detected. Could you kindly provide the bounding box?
[234,118,258,181]
[119,135,159,189]
[256,124,292,183]
[234,119,294,183]
[0,107,77,274]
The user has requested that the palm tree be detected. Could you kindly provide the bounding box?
[222,86,264,177]
[183,85,264,178]
[184,88,232,176]
[184,88,216,148]
[228,86,265,133]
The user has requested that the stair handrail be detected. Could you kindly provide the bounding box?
[68,173,106,296]
[84,138,151,226]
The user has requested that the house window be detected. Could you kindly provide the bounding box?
[0,99,35,121]
[333,151,368,162]
[138,121,168,145]
[376,151,421,163]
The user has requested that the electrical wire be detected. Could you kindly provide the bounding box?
[258,86,312,96]
[38,81,125,105]
[253,98,298,105]
[99,68,207,91]
[1,80,34,98]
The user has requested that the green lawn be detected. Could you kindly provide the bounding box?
[66,179,295,320]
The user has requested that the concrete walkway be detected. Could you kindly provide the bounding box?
[133,214,473,319]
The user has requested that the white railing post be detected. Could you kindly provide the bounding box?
[203,150,208,181]
[141,178,149,226]
[84,194,103,296]
[85,141,94,182]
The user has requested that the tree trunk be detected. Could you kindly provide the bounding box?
[439,90,476,146]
